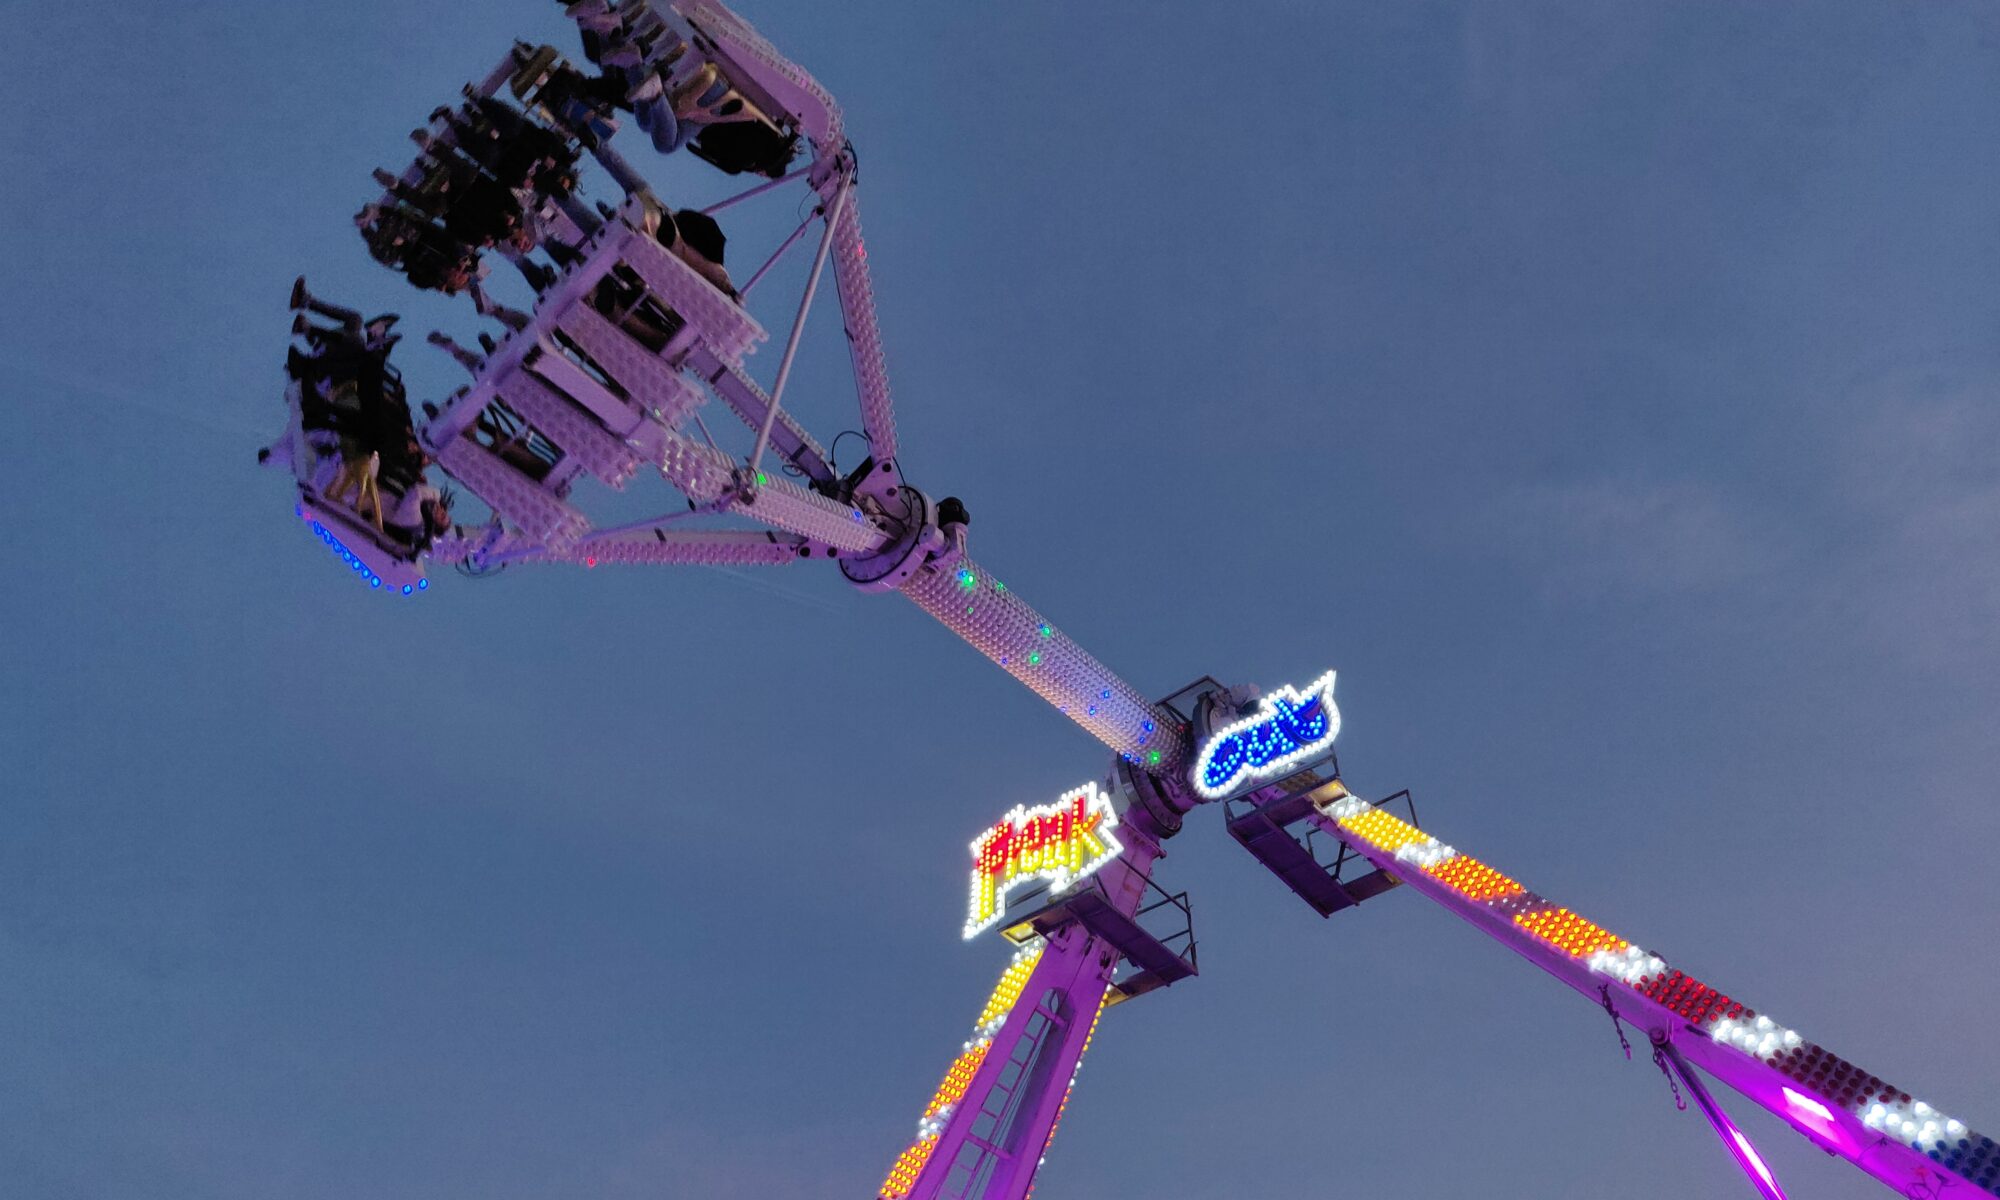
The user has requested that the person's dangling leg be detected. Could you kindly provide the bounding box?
[628,72,687,154]
[291,277,366,335]
[358,454,384,531]
[326,457,355,505]
[470,281,531,332]
[425,331,486,376]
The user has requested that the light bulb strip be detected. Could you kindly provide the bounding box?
[876,941,1047,1200]
[1023,991,1110,1200]
[1314,792,2000,1197]
[299,507,428,595]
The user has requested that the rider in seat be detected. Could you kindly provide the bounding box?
[687,119,797,178]
[272,280,435,550]
[357,201,483,296]
[635,194,738,301]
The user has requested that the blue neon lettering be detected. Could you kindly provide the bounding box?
[1193,674,1340,796]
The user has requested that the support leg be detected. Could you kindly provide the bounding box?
[1656,1039,1789,1200]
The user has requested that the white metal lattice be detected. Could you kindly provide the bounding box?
[493,365,643,488]
[434,436,592,553]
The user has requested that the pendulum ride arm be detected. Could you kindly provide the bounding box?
[367,0,1191,783]
[897,552,1188,772]
[1307,785,1999,1199]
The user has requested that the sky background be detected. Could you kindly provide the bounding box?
[3,2,1998,1198]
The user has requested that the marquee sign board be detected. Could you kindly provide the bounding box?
[1190,670,1342,800]
[964,782,1123,939]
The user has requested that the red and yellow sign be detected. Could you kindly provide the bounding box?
[964,782,1123,938]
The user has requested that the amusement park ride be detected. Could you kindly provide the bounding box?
[262,3,1997,1197]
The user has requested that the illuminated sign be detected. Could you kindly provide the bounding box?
[964,782,1123,939]
[1191,670,1341,799]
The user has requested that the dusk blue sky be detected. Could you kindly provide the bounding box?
[3,3,1997,1198]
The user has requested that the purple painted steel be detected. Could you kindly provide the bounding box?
[903,928,1111,1200]
[667,0,899,460]
[895,830,1164,1200]
[654,425,738,500]
[1659,1041,1791,1200]
[294,496,427,593]
[524,347,653,437]
[419,219,627,451]
[1308,787,1997,1199]
[897,554,1189,768]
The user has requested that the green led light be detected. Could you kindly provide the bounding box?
[957,568,976,590]
[754,471,769,486]
[1037,623,1052,638]
[1027,651,1042,665]
[1146,750,1162,766]
[994,581,1006,592]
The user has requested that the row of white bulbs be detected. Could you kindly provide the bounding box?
[1588,945,1667,985]
[1316,782,1987,1169]
[1711,1013,1804,1060]
[1394,837,1456,871]
[968,943,1047,1045]
[1319,793,1459,869]
[1864,1099,1970,1150]
[917,1103,955,1142]
[1321,795,1372,820]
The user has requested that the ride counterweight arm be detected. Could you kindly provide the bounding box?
[897,554,1188,770]
[1306,785,1998,1199]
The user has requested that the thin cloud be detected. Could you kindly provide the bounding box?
[1482,474,1771,604]
[1819,354,2000,673]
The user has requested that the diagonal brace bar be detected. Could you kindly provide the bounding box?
[747,171,850,477]
[700,164,812,216]
[739,208,819,300]
[1657,1039,1790,1200]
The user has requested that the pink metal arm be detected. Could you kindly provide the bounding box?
[878,814,1168,1200]
[1308,785,1998,1199]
